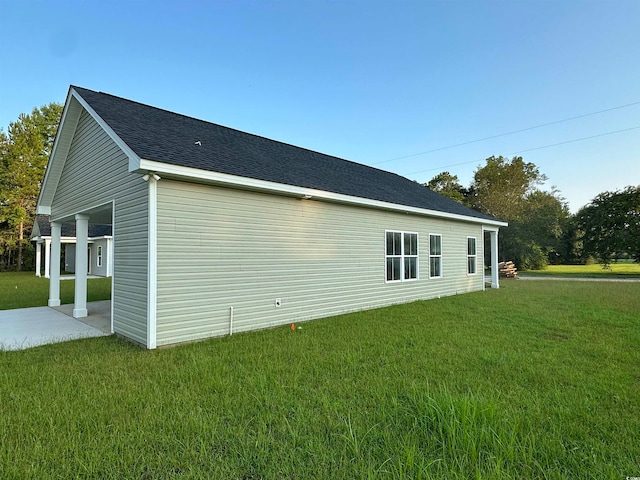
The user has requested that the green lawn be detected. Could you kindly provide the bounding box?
[0,272,111,310]
[1,281,639,478]
[522,262,640,278]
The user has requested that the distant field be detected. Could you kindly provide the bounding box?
[0,272,111,310]
[1,281,639,478]
[522,262,640,277]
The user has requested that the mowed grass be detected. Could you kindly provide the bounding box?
[523,262,640,278]
[1,281,639,478]
[0,272,111,310]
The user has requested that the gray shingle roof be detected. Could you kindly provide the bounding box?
[73,86,499,222]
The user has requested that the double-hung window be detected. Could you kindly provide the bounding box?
[97,246,103,267]
[429,234,442,278]
[386,231,418,282]
[467,237,477,275]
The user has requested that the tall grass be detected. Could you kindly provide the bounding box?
[1,281,639,478]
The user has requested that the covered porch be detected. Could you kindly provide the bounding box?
[484,227,501,290]
[47,202,114,325]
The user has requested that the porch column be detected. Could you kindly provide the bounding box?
[73,214,89,318]
[44,239,51,278]
[35,242,42,277]
[48,222,61,306]
[490,230,499,289]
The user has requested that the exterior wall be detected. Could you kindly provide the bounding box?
[90,238,111,277]
[50,110,149,345]
[156,180,485,346]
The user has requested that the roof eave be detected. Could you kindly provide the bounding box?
[138,159,508,227]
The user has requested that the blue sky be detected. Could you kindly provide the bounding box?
[1,0,638,212]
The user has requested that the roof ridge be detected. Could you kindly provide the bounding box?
[71,85,404,179]
[69,85,501,223]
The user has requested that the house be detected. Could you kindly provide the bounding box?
[31,215,113,278]
[36,86,507,349]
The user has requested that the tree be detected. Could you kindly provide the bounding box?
[500,189,570,269]
[576,186,640,265]
[467,156,571,270]
[424,171,468,204]
[469,155,547,220]
[0,103,62,271]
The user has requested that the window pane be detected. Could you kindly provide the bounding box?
[468,257,476,274]
[386,232,394,255]
[430,235,441,255]
[405,233,417,256]
[468,237,476,256]
[430,257,441,277]
[404,257,417,279]
[387,257,401,281]
[393,232,402,255]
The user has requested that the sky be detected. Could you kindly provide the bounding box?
[1,0,639,213]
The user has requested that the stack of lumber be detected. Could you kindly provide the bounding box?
[498,261,519,278]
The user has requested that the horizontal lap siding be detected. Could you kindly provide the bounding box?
[156,180,484,346]
[51,109,148,345]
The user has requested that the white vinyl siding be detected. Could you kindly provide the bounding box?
[51,107,149,345]
[429,234,443,278]
[155,180,486,346]
[467,237,477,275]
[385,231,418,282]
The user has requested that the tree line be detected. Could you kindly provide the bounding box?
[426,157,639,269]
[1,103,638,271]
[1,103,62,271]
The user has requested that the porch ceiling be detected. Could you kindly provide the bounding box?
[54,203,113,225]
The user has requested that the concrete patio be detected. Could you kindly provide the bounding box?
[0,301,111,351]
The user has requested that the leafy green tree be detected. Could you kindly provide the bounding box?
[468,156,571,270]
[0,103,62,271]
[576,186,640,265]
[424,171,468,204]
[469,155,547,220]
[500,189,570,269]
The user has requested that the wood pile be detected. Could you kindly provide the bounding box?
[498,261,519,278]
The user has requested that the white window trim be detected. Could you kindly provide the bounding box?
[467,236,477,276]
[429,233,443,279]
[385,230,419,283]
[97,245,103,268]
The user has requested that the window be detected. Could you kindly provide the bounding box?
[386,231,418,282]
[429,234,442,278]
[467,237,477,275]
[97,246,103,267]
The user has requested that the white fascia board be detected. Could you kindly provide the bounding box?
[36,89,81,211]
[69,88,141,171]
[139,158,508,227]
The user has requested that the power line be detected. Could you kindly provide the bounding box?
[404,125,640,177]
[372,100,640,165]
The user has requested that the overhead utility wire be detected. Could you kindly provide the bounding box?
[372,100,640,165]
[404,125,640,177]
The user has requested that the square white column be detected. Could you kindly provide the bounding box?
[48,223,61,306]
[73,214,89,318]
[490,230,500,289]
[44,239,51,278]
[35,242,42,277]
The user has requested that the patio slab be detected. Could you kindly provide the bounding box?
[0,301,111,351]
